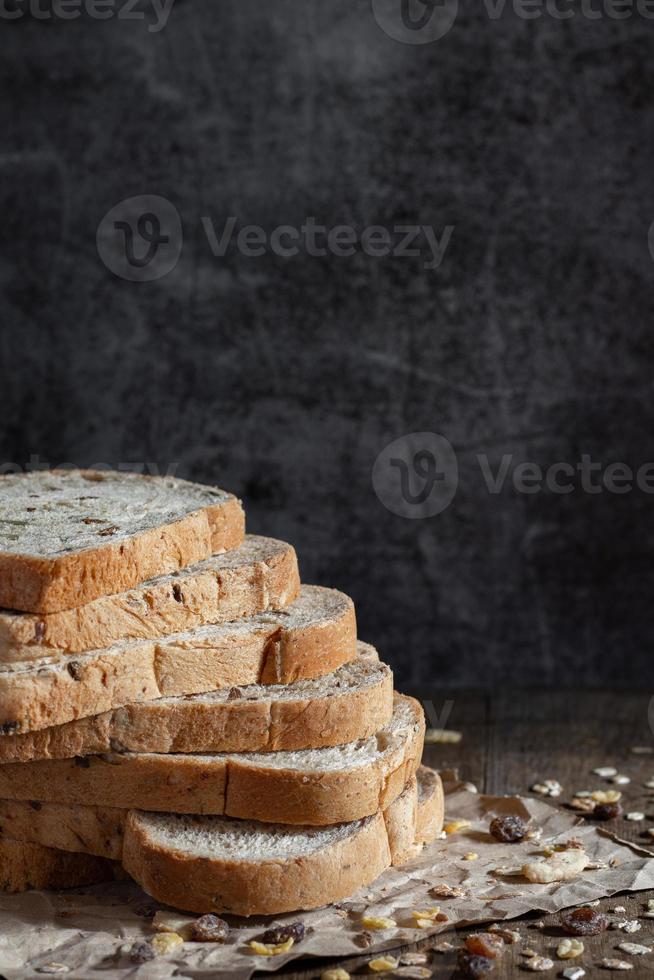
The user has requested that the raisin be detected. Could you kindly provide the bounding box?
[29,800,42,811]
[97,525,118,536]
[191,914,230,942]
[172,584,184,603]
[465,934,504,958]
[34,621,46,642]
[0,721,20,735]
[129,940,155,963]
[561,907,609,936]
[67,661,82,681]
[74,756,91,768]
[489,815,527,843]
[592,803,622,821]
[260,922,306,944]
[227,687,243,700]
[458,950,495,978]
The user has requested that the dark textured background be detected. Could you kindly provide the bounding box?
[1,0,653,688]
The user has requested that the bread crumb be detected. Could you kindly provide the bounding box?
[248,938,294,956]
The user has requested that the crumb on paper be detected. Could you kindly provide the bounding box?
[368,955,399,972]
[151,910,196,941]
[462,852,479,861]
[593,767,618,778]
[522,847,588,883]
[625,812,644,821]
[444,819,471,834]
[361,915,397,930]
[430,883,466,898]
[424,728,462,744]
[432,940,455,952]
[321,970,351,980]
[488,924,521,943]
[610,775,630,786]
[248,938,294,956]
[599,958,633,970]
[562,968,585,980]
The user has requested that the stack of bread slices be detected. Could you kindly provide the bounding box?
[0,470,443,916]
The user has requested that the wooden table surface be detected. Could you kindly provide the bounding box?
[276,689,654,980]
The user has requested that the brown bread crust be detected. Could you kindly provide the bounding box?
[0,586,357,734]
[0,838,119,892]
[0,535,299,659]
[121,810,392,916]
[0,487,244,614]
[0,647,392,762]
[0,696,424,825]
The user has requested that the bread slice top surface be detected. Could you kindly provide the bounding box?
[0,469,235,559]
[0,584,352,678]
[131,809,371,861]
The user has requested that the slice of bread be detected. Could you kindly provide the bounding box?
[0,470,244,614]
[0,838,118,893]
[0,585,356,735]
[122,767,443,916]
[0,696,424,825]
[0,766,443,866]
[0,535,299,660]
[0,644,391,762]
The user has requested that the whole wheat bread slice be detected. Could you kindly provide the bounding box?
[0,644,390,762]
[0,470,244,614]
[0,695,424,825]
[0,585,356,735]
[122,768,443,916]
[0,838,119,893]
[0,535,299,660]
[0,766,443,865]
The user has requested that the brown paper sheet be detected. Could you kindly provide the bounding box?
[1,781,653,979]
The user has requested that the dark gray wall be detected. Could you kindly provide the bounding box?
[1,0,653,687]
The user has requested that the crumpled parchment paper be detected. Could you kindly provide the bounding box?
[1,779,654,979]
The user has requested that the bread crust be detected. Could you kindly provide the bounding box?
[0,773,443,867]
[0,535,299,659]
[0,838,118,892]
[0,799,126,859]
[0,648,393,762]
[415,765,445,845]
[0,478,245,614]
[122,810,392,916]
[0,696,424,824]
[0,586,357,734]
